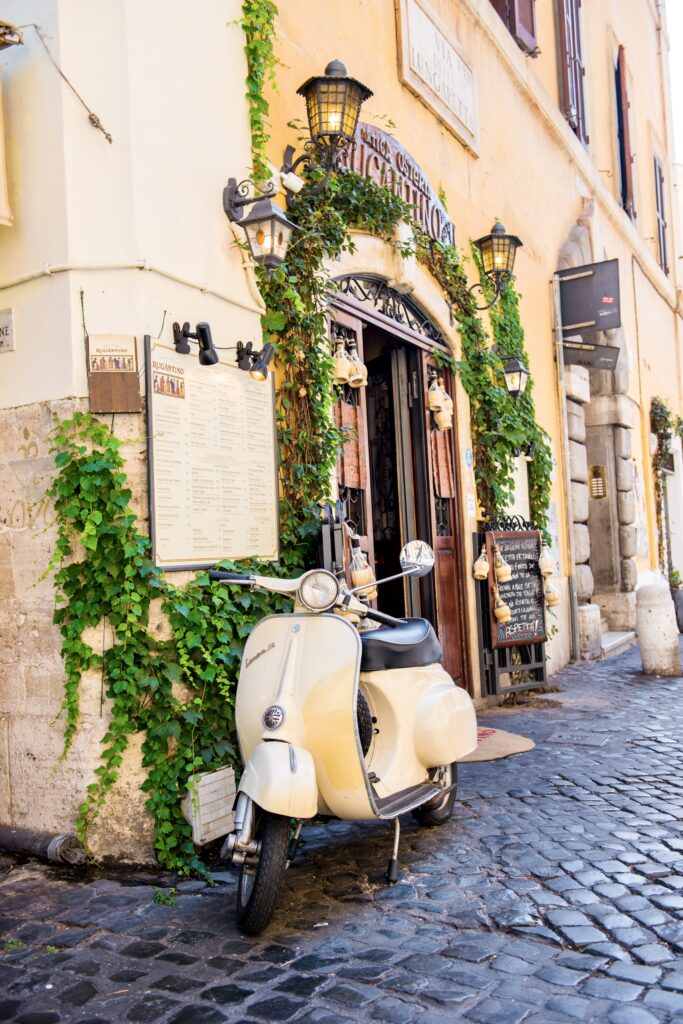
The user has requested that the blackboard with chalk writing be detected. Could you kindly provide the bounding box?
[485,531,547,649]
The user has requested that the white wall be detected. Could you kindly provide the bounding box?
[0,0,264,410]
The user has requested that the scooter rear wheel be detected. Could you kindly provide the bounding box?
[236,810,289,935]
[411,763,458,827]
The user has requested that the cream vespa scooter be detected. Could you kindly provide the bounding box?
[208,540,477,935]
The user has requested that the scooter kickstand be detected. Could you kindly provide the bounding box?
[386,817,400,884]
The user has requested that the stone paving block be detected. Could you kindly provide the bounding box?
[534,963,590,987]
[546,994,593,1020]
[581,977,643,1001]
[244,995,305,1020]
[661,971,683,991]
[608,1008,661,1024]
[368,996,420,1023]
[643,987,683,1013]
[465,996,532,1023]
[167,1007,228,1024]
[606,961,662,984]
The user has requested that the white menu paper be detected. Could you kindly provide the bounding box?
[147,340,279,568]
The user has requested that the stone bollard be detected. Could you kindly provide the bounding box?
[636,585,681,676]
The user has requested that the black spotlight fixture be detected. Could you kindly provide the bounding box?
[236,341,275,382]
[173,321,219,365]
[470,221,523,311]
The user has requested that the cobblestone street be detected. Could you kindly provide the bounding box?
[2,643,683,1024]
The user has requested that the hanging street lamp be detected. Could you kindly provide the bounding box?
[281,59,373,195]
[223,184,298,273]
[470,221,523,310]
[502,355,530,399]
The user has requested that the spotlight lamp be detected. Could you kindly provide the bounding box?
[281,59,373,196]
[503,355,530,400]
[236,341,276,382]
[249,343,275,382]
[470,221,523,311]
[223,180,297,272]
[173,322,219,365]
[172,322,273,381]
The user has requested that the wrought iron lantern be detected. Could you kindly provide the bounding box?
[503,355,530,399]
[223,182,297,273]
[471,221,523,310]
[298,59,372,157]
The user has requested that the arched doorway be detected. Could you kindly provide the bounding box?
[330,274,468,687]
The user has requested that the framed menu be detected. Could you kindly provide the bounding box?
[145,337,279,570]
[485,530,547,649]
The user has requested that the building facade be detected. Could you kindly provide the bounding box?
[0,0,681,861]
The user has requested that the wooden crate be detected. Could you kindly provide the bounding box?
[180,766,236,845]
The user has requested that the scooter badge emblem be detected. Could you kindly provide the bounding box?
[263,705,285,729]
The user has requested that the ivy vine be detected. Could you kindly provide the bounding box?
[650,396,683,572]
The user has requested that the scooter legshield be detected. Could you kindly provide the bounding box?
[239,741,317,819]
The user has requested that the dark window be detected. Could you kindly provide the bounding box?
[654,156,669,275]
[557,0,588,144]
[490,0,538,55]
[615,45,636,220]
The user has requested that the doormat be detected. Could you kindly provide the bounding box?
[458,726,535,762]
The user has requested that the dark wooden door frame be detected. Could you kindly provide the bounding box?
[331,294,472,694]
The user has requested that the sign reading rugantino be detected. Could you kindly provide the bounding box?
[342,122,455,245]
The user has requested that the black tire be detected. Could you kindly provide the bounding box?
[412,763,458,827]
[236,810,289,935]
[356,690,373,756]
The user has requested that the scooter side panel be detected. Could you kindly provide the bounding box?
[361,663,477,797]
[235,614,375,820]
[239,741,318,819]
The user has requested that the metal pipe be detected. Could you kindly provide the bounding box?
[0,259,266,316]
[0,826,86,865]
[553,274,580,661]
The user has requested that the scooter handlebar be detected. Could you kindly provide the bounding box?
[209,570,254,583]
[362,607,406,628]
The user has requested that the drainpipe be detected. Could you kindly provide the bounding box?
[0,826,86,865]
[553,274,580,661]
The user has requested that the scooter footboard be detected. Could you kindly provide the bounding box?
[239,741,317,819]
[414,681,477,766]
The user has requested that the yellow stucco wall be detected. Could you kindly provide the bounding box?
[265,0,683,685]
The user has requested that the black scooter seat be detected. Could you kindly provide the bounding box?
[360,617,443,672]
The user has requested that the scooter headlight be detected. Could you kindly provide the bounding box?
[298,570,340,612]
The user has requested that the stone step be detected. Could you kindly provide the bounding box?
[600,630,637,660]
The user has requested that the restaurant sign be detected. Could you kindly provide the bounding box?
[341,122,455,245]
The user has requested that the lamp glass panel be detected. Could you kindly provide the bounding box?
[306,79,363,146]
[506,370,521,394]
[477,236,495,276]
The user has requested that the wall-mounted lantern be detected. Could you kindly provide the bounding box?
[224,59,371,267]
[223,184,297,273]
[470,221,523,310]
[502,355,530,399]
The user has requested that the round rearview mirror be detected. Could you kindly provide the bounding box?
[399,540,435,578]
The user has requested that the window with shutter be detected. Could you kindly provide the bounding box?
[557,0,588,144]
[615,46,636,220]
[489,0,538,55]
[654,156,668,275]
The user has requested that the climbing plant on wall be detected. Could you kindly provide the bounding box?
[650,396,682,571]
[47,0,554,874]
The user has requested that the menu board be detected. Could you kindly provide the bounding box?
[485,530,547,649]
[146,338,279,569]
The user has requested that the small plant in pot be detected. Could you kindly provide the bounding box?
[669,568,683,633]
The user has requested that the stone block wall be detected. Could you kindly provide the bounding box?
[0,399,157,862]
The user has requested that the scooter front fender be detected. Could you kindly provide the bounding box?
[239,741,317,819]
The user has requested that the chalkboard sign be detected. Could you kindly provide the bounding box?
[485,530,547,649]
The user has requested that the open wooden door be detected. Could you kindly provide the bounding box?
[421,352,466,687]
[330,310,374,573]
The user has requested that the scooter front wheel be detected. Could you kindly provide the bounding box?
[411,763,458,827]
[236,809,289,935]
